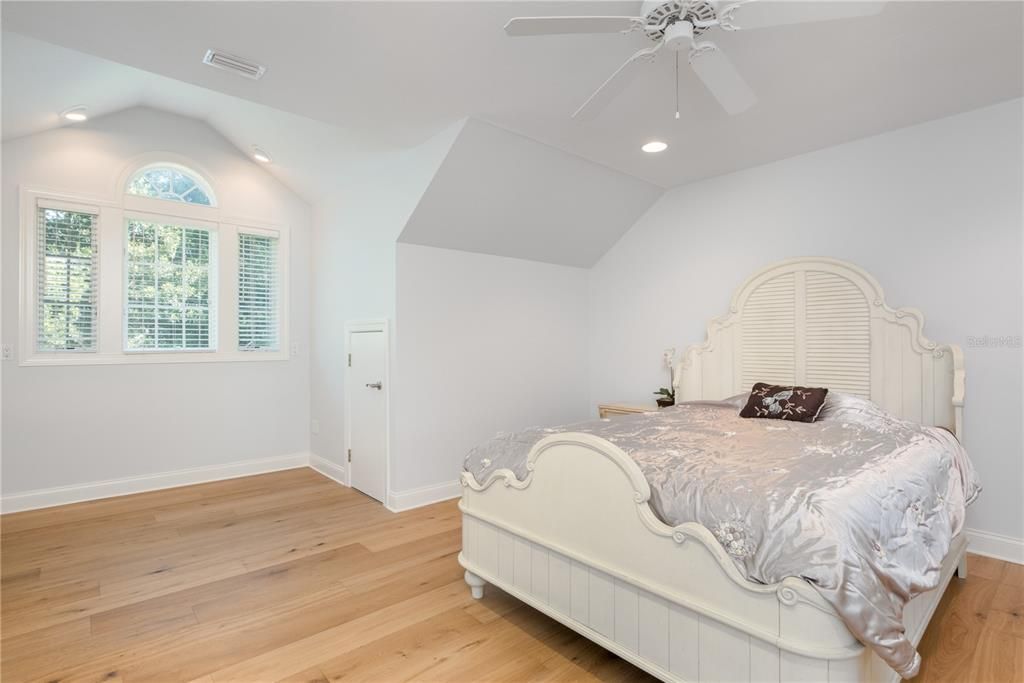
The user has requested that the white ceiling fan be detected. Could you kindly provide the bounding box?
[504,1,886,119]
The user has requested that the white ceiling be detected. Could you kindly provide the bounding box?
[3,1,1021,190]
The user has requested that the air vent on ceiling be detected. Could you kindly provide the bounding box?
[202,49,266,80]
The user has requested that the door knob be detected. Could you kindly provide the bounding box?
[366,382,382,390]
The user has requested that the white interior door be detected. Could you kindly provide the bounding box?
[348,329,387,503]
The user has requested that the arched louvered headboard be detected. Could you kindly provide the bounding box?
[673,257,964,437]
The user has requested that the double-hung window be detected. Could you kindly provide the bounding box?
[237,230,280,352]
[125,219,217,351]
[35,202,100,352]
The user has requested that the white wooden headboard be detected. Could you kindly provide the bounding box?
[673,257,964,437]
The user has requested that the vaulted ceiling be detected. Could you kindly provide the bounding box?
[399,119,663,267]
[4,1,1022,191]
[1,32,374,204]
[4,2,1021,269]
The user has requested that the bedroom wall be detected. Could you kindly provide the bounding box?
[308,123,461,482]
[1,107,313,500]
[388,121,659,505]
[392,243,590,499]
[588,99,1024,552]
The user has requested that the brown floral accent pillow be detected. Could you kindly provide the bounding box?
[739,383,829,423]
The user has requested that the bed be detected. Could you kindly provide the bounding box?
[458,257,970,683]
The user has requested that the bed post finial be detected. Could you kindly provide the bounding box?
[951,344,965,440]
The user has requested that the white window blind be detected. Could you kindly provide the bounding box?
[37,205,99,351]
[125,219,215,351]
[237,231,279,351]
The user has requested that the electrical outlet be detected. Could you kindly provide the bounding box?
[311,419,320,435]
[1,345,12,361]
[290,343,298,357]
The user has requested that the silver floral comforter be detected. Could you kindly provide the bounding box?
[462,393,979,679]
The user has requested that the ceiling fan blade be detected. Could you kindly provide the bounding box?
[688,42,757,115]
[719,0,886,31]
[504,16,643,37]
[572,42,664,119]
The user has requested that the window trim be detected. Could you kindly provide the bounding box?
[19,184,290,366]
[224,219,290,360]
[31,196,103,354]
[20,188,113,366]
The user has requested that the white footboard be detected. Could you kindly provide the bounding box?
[459,434,965,683]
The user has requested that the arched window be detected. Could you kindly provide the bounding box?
[126,163,216,206]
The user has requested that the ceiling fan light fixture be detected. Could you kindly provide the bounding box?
[641,141,668,153]
[664,20,695,51]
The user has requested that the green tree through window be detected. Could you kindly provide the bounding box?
[125,220,214,350]
[37,208,98,351]
[127,166,213,206]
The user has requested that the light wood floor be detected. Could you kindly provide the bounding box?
[1,469,1020,682]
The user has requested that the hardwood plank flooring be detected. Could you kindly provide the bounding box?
[1,468,1020,682]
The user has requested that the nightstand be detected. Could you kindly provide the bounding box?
[597,402,659,418]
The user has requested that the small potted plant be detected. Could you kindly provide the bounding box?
[654,348,677,408]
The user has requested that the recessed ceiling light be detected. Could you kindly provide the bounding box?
[641,141,668,153]
[251,146,272,164]
[61,106,88,122]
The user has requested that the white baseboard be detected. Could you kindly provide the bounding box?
[967,528,1024,565]
[1,452,311,514]
[0,452,463,516]
[309,454,348,486]
[387,480,461,513]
